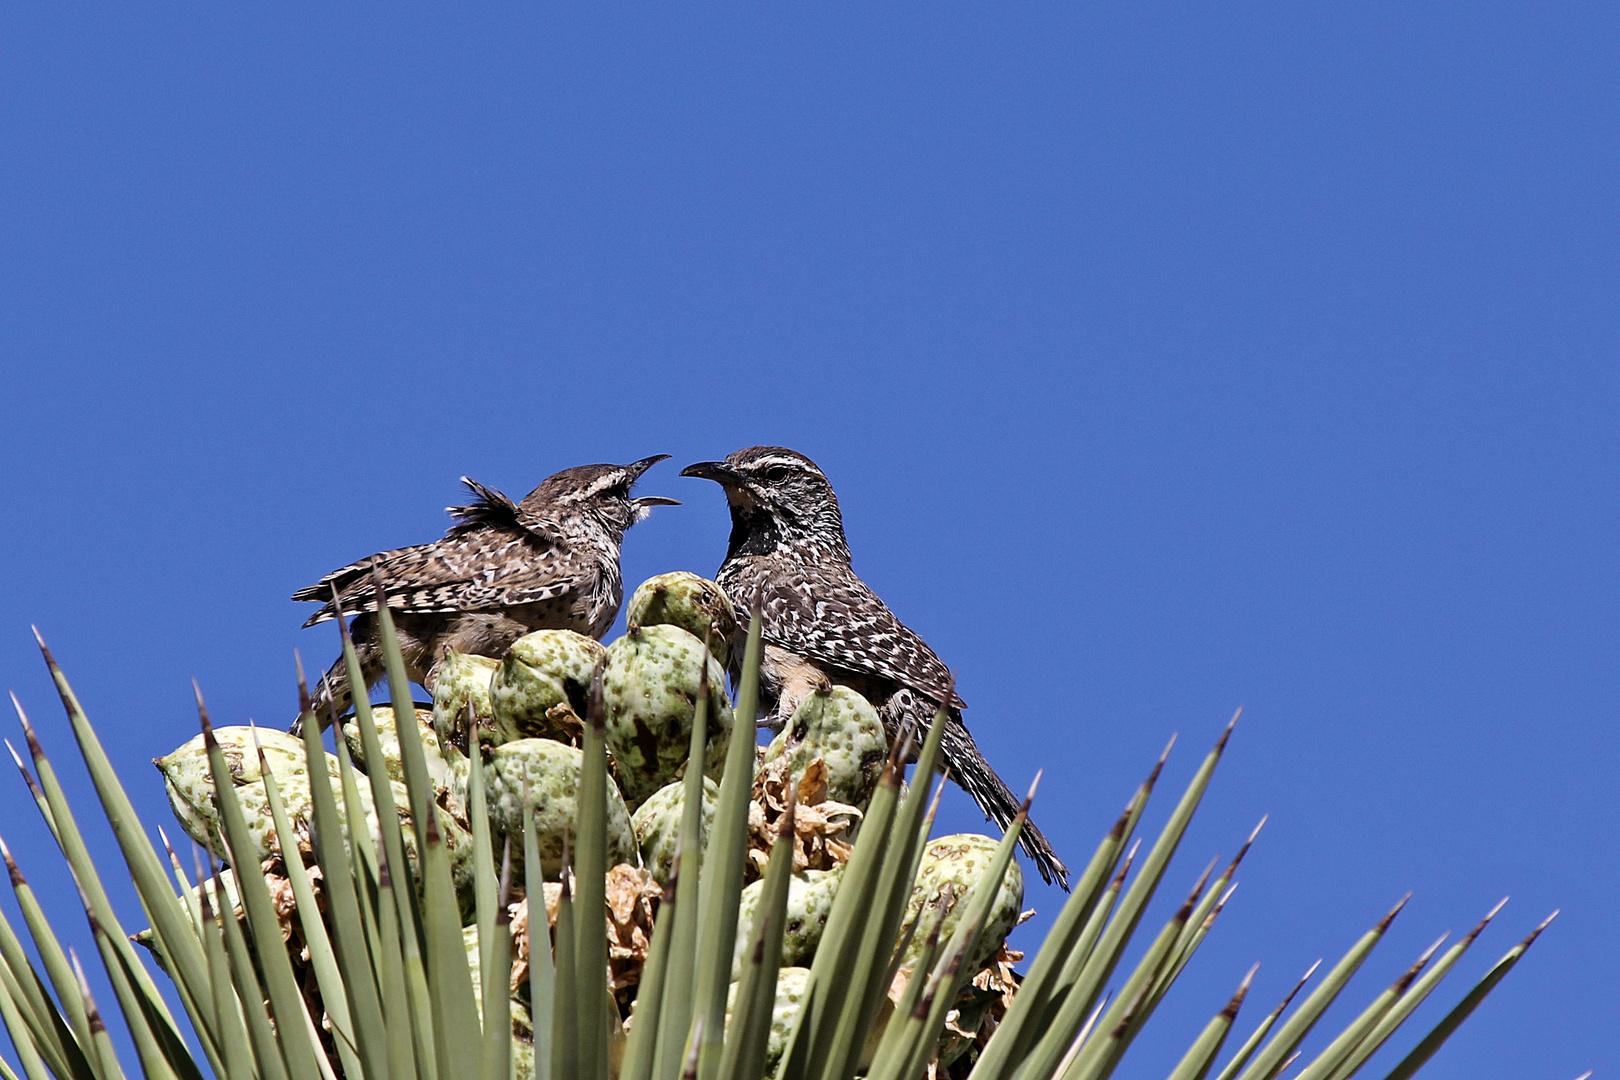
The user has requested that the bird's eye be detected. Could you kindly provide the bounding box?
[764,466,791,483]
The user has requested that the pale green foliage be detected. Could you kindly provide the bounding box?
[0,573,1550,1080]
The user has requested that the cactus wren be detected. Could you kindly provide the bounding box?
[681,447,1071,887]
[294,456,677,725]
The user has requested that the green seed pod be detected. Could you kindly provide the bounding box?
[898,834,1024,976]
[155,736,222,851]
[135,867,245,956]
[326,707,479,906]
[762,686,888,808]
[157,725,479,911]
[726,966,810,1077]
[600,624,734,808]
[410,803,480,922]
[432,650,501,749]
[156,726,351,862]
[630,775,720,885]
[624,572,738,668]
[489,630,606,746]
[730,869,842,979]
[463,925,536,1077]
[344,706,470,820]
[185,867,246,922]
[483,738,635,879]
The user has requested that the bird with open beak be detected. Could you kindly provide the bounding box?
[294,455,678,726]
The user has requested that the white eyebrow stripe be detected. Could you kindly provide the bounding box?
[561,473,624,502]
[745,454,823,476]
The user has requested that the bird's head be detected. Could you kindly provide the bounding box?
[681,447,849,560]
[525,455,679,537]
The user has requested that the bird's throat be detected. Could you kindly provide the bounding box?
[726,503,782,559]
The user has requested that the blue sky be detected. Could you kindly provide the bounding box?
[0,5,1614,1076]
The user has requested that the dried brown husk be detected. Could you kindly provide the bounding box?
[747,753,862,878]
[509,862,660,1008]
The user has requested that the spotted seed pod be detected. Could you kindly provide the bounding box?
[630,775,720,885]
[431,650,501,750]
[158,725,481,912]
[763,686,887,809]
[727,966,810,1077]
[463,925,536,1076]
[397,803,480,922]
[329,705,480,908]
[625,572,738,668]
[482,738,636,879]
[600,624,733,808]
[488,630,606,747]
[343,705,470,821]
[730,868,842,979]
[155,726,353,862]
[898,834,1024,977]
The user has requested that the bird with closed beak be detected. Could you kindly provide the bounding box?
[294,456,677,726]
[681,446,1070,887]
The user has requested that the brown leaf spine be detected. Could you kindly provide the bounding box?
[1377,892,1412,934]
[1222,963,1260,1019]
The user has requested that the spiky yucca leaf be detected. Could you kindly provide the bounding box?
[693,611,763,1080]
[522,794,554,1080]
[254,724,362,1080]
[575,672,613,1080]
[718,780,795,1080]
[551,838,578,1080]
[0,592,1553,1080]
[297,673,391,1080]
[653,657,711,1080]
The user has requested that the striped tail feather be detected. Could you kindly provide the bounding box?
[940,712,1071,889]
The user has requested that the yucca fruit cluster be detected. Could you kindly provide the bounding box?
[0,571,1551,1080]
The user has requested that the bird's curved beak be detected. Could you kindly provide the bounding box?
[679,460,748,486]
[629,494,680,524]
[623,454,672,480]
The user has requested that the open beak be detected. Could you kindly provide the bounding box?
[623,457,677,522]
[679,460,748,486]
